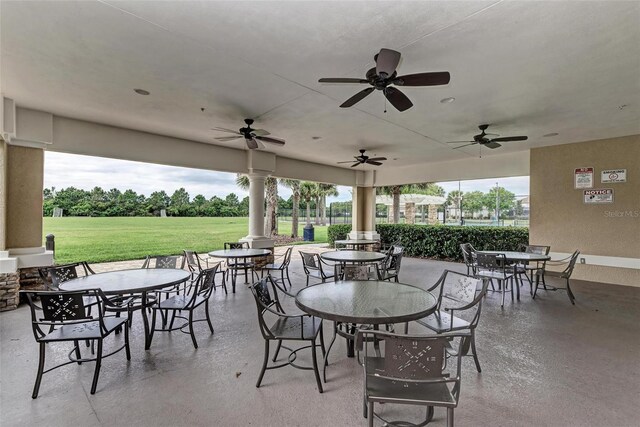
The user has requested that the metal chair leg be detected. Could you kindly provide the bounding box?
[471,334,481,373]
[124,320,131,360]
[205,302,215,334]
[447,407,454,427]
[90,339,103,395]
[500,280,506,307]
[256,340,270,388]
[368,402,374,427]
[285,268,292,289]
[272,341,283,362]
[32,342,46,399]
[188,310,198,349]
[74,340,82,365]
[566,278,576,305]
[311,339,323,393]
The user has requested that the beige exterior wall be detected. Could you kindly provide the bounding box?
[530,135,640,287]
[0,140,7,251]
[352,186,376,233]
[6,145,44,249]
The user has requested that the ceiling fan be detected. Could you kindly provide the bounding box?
[447,124,528,150]
[212,118,285,150]
[337,149,387,167]
[318,48,450,112]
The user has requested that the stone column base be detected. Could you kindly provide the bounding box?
[0,272,20,311]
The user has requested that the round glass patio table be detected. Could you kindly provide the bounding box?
[334,239,378,250]
[320,250,386,263]
[208,248,271,291]
[59,268,190,350]
[296,280,437,366]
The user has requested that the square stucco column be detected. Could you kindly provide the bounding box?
[349,186,379,240]
[3,144,53,269]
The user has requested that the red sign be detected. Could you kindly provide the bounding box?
[574,167,594,189]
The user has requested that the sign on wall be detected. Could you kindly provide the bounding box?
[584,188,614,204]
[574,167,594,189]
[601,169,627,183]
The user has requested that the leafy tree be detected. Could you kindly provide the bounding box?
[299,182,316,226]
[462,191,485,216]
[147,190,170,216]
[168,188,190,216]
[483,187,516,218]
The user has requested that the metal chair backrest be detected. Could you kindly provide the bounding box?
[183,250,202,273]
[429,270,489,328]
[191,264,219,301]
[475,253,507,271]
[249,276,285,339]
[24,290,107,341]
[563,250,580,277]
[281,246,294,267]
[225,242,249,250]
[143,255,182,269]
[340,264,380,281]
[357,330,468,403]
[460,243,475,266]
[299,251,320,272]
[389,247,404,271]
[48,264,79,288]
[523,245,551,255]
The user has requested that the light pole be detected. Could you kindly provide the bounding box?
[495,182,500,224]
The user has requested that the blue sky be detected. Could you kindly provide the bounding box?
[44,152,529,202]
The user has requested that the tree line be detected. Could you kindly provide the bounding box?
[444,187,522,218]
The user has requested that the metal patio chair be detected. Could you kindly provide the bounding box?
[148,264,219,349]
[379,246,404,282]
[336,263,382,281]
[299,251,335,286]
[249,276,325,393]
[533,250,580,305]
[261,246,294,289]
[183,249,227,294]
[413,270,489,373]
[460,243,478,276]
[356,329,469,427]
[23,289,130,398]
[514,244,550,295]
[474,252,514,307]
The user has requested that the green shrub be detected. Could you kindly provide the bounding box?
[327,224,352,246]
[328,223,529,261]
[376,224,528,261]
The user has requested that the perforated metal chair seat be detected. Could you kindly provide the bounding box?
[476,269,513,280]
[262,262,285,270]
[269,316,322,340]
[417,310,471,333]
[364,357,457,406]
[40,317,127,342]
[379,269,399,280]
[307,270,335,280]
[154,294,206,310]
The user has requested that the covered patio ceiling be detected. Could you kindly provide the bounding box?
[1,1,639,179]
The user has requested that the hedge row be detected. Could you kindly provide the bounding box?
[327,223,529,262]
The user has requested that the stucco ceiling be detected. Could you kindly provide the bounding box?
[1,1,639,172]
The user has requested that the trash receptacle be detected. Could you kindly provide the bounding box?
[303,224,315,241]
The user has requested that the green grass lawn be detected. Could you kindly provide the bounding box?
[43,217,328,264]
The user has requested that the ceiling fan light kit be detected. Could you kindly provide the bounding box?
[337,149,387,168]
[319,48,450,112]
[212,118,286,150]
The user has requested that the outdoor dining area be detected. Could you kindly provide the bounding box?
[2,240,638,427]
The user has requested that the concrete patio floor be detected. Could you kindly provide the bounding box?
[1,253,639,427]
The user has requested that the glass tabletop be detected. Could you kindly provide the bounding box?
[295,281,437,324]
[59,268,191,294]
[320,250,386,263]
[208,249,271,258]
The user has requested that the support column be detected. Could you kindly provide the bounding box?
[349,186,379,240]
[240,170,274,249]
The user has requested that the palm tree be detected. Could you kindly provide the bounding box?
[281,179,301,237]
[299,182,316,226]
[317,183,338,226]
[236,174,279,237]
[378,185,403,224]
